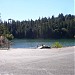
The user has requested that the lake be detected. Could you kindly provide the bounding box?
[11,39,75,48]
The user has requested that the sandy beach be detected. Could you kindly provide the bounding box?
[0,46,75,75]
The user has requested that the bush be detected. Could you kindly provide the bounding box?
[52,42,62,48]
[5,34,14,40]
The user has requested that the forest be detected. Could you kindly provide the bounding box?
[0,13,75,39]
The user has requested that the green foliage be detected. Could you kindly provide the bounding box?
[0,13,75,39]
[0,23,14,40]
[5,34,14,40]
[52,42,62,48]
[0,23,9,35]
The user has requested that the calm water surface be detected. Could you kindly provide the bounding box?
[11,39,75,48]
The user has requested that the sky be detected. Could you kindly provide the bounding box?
[0,0,74,21]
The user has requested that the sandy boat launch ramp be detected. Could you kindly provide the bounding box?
[0,46,75,75]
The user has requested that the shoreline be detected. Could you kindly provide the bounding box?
[0,46,75,51]
[0,45,75,50]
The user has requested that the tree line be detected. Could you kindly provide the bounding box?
[0,13,75,39]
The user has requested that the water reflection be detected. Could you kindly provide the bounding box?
[11,39,75,48]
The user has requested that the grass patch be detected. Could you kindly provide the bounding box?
[52,42,62,48]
